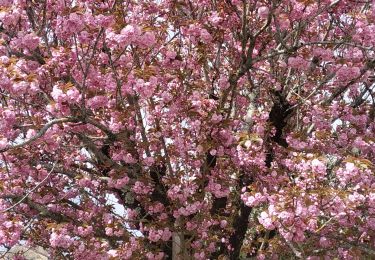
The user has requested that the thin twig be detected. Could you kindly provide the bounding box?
[0,117,78,153]
[2,161,57,213]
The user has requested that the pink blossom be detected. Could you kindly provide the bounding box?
[51,85,64,101]
[288,57,309,70]
[319,237,330,248]
[105,227,113,236]
[66,88,81,103]
[311,159,326,175]
[200,29,212,43]
[208,12,222,25]
[336,66,361,82]
[139,31,156,48]
[218,75,230,89]
[96,14,114,27]
[22,33,39,51]
[144,156,155,166]
[77,226,93,237]
[107,250,118,258]
[50,231,74,249]
[165,50,177,60]
[87,95,109,109]
[133,181,153,195]
[121,25,141,42]
[0,138,7,150]
[258,6,269,19]
[66,13,84,33]
[220,220,228,228]
[211,113,222,123]
[258,211,275,230]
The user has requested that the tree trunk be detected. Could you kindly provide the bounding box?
[172,232,190,260]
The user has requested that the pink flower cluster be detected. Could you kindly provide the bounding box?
[336,66,361,82]
[76,226,93,237]
[108,176,130,189]
[132,181,153,195]
[335,162,361,187]
[51,85,81,103]
[148,227,172,242]
[257,6,269,19]
[146,252,165,260]
[167,183,199,203]
[288,56,309,70]
[87,95,109,109]
[206,180,230,198]
[182,24,212,43]
[173,201,203,218]
[148,202,165,214]
[11,33,40,51]
[242,192,267,207]
[106,25,156,49]
[50,229,74,249]
[0,219,22,247]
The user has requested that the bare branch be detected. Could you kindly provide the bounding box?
[0,117,78,153]
[2,161,57,213]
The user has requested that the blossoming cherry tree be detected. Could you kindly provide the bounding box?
[0,0,374,259]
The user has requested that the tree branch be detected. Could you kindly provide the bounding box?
[0,117,78,153]
[2,161,57,213]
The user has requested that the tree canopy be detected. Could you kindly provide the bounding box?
[0,0,374,259]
